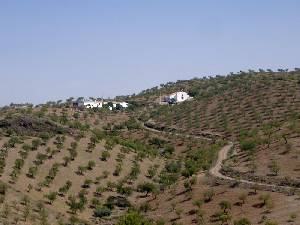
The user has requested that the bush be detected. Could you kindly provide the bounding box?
[128,162,140,180]
[124,118,141,130]
[137,182,158,197]
[105,196,131,209]
[82,179,93,188]
[93,206,111,218]
[0,183,7,195]
[165,161,181,173]
[149,137,167,148]
[203,189,215,202]
[219,200,231,213]
[240,140,256,152]
[90,198,101,208]
[264,220,278,225]
[87,160,96,170]
[163,145,175,155]
[113,163,122,176]
[117,185,133,196]
[116,210,154,225]
[234,218,251,225]
[101,151,110,161]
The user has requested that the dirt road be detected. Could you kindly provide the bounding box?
[208,142,300,192]
[209,141,234,180]
[142,122,300,191]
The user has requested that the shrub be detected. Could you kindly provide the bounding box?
[105,196,131,209]
[203,189,215,202]
[101,151,110,161]
[32,139,42,150]
[117,185,133,196]
[149,137,167,148]
[93,206,111,218]
[27,166,38,178]
[116,210,154,225]
[259,193,271,206]
[268,160,280,176]
[58,181,72,196]
[87,160,96,170]
[95,186,105,197]
[128,162,140,180]
[163,145,175,155]
[0,183,7,195]
[238,192,247,205]
[139,202,151,213]
[137,182,158,197]
[219,200,232,213]
[124,118,141,130]
[240,140,256,153]
[44,191,57,204]
[165,161,181,173]
[90,198,101,209]
[147,164,159,178]
[77,165,87,175]
[67,195,85,215]
[113,163,122,176]
[234,218,251,225]
[264,220,278,225]
[82,179,93,188]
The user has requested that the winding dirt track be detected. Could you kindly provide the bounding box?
[208,141,234,180]
[142,123,299,191]
[209,142,300,191]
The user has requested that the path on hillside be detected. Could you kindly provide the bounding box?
[208,142,300,192]
[208,141,234,180]
[141,122,214,141]
[142,122,299,192]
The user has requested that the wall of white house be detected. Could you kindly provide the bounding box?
[79,100,128,109]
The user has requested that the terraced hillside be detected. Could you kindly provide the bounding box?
[1,70,300,225]
[134,70,300,138]
[132,70,300,184]
[126,69,300,224]
[0,108,221,225]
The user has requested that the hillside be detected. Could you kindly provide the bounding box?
[134,70,300,138]
[0,70,300,225]
[131,69,300,224]
[0,107,222,225]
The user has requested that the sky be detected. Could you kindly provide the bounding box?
[0,0,300,106]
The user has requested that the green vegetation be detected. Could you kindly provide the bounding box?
[182,142,224,177]
[116,210,154,225]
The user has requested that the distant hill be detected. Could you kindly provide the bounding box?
[133,69,300,138]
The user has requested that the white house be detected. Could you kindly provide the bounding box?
[75,99,103,109]
[75,99,128,110]
[83,100,103,109]
[166,91,192,104]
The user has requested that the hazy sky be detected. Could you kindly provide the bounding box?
[1,1,300,105]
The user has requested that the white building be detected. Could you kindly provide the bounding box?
[75,99,128,110]
[166,91,192,104]
[75,99,103,109]
[83,100,103,109]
